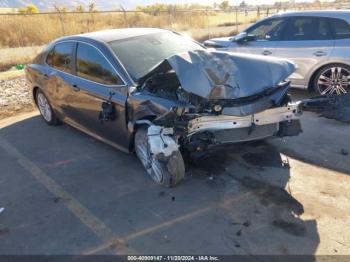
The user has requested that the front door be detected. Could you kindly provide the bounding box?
[65,42,130,150]
[227,17,287,56]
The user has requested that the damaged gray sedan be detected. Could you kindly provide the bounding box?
[26,28,302,187]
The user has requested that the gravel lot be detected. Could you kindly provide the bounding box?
[0,77,35,119]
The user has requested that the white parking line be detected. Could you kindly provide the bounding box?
[0,134,135,254]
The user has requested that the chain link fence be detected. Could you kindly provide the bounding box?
[0,7,325,48]
[0,3,347,70]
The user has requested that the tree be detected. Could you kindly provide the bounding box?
[219,0,229,10]
[239,1,247,8]
[74,4,85,12]
[88,1,97,12]
[19,4,39,14]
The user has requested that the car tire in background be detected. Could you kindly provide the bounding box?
[313,63,350,95]
[134,127,185,187]
[35,89,60,126]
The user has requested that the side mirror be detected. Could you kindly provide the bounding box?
[234,32,256,44]
[234,32,247,42]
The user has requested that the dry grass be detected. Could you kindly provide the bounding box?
[0,12,211,48]
[0,28,239,71]
[0,45,44,71]
[0,69,25,81]
[0,10,263,71]
[207,11,260,27]
[0,11,265,48]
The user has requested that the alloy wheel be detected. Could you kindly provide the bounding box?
[317,66,350,95]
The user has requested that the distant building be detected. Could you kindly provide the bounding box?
[0,8,19,14]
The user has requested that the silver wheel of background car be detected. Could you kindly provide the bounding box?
[37,92,52,122]
[316,66,350,95]
[134,127,185,187]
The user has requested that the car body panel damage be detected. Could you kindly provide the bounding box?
[138,50,296,100]
[187,102,301,134]
[147,126,179,158]
[127,49,303,156]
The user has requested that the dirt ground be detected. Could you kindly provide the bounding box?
[0,76,35,120]
[0,89,349,256]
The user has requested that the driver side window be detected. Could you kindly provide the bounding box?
[247,18,286,41]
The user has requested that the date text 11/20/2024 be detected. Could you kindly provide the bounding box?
[127,256,219,261]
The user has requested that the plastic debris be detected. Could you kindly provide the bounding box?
[15,64,25,70]
[0,207,4,214]
[341,149,349,156]
[303,94,350,124]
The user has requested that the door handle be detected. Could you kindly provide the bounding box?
[43,73,51,80]
[262,50,272,56]
[314,51,327,57]
[72,84,80,92]
[43,72,55,80]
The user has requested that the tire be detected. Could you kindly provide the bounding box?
[134,127,185,187]
[313,64,350,95]
[35,89,60,126]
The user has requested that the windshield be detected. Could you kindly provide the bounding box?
[109,31,204,81]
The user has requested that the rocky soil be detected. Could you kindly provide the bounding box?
[0,77,36,119]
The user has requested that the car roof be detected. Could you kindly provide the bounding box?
[63,28,170,43]
[269,10,350,21]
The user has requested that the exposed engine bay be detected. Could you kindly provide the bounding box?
[127,50,303,162]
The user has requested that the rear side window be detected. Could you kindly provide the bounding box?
[46,42,74,73]
[283,17,332,41]
[330,18,350,39]
[76,43,123,85]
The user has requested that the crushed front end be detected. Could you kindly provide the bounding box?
[128,50,302,157]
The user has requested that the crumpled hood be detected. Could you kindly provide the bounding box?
[164,50,296,100]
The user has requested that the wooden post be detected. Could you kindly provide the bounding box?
[235,8,238,33]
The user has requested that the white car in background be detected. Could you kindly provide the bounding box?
[204,10,350,95]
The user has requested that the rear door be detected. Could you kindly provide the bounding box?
[274,16,335,87]
[65,42,130,149]
[44,42,76,119]
[227,17,287,56]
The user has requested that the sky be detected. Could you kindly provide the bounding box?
[0,0,334,10]
[131,0,323,6]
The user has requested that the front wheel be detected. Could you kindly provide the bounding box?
[134,127,185,187]
[314,64,350,95]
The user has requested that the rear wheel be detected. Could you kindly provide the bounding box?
[314,64,350,95]
[134,127,185,187]
[36,90,60,126]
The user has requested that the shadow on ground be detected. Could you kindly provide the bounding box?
[0,113,323,257]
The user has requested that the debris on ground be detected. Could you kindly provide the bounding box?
[302,94,350,124]
[243,220,251,227]
[341,149,349,156]
[0,207,4,214]
[0,77,35,119]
